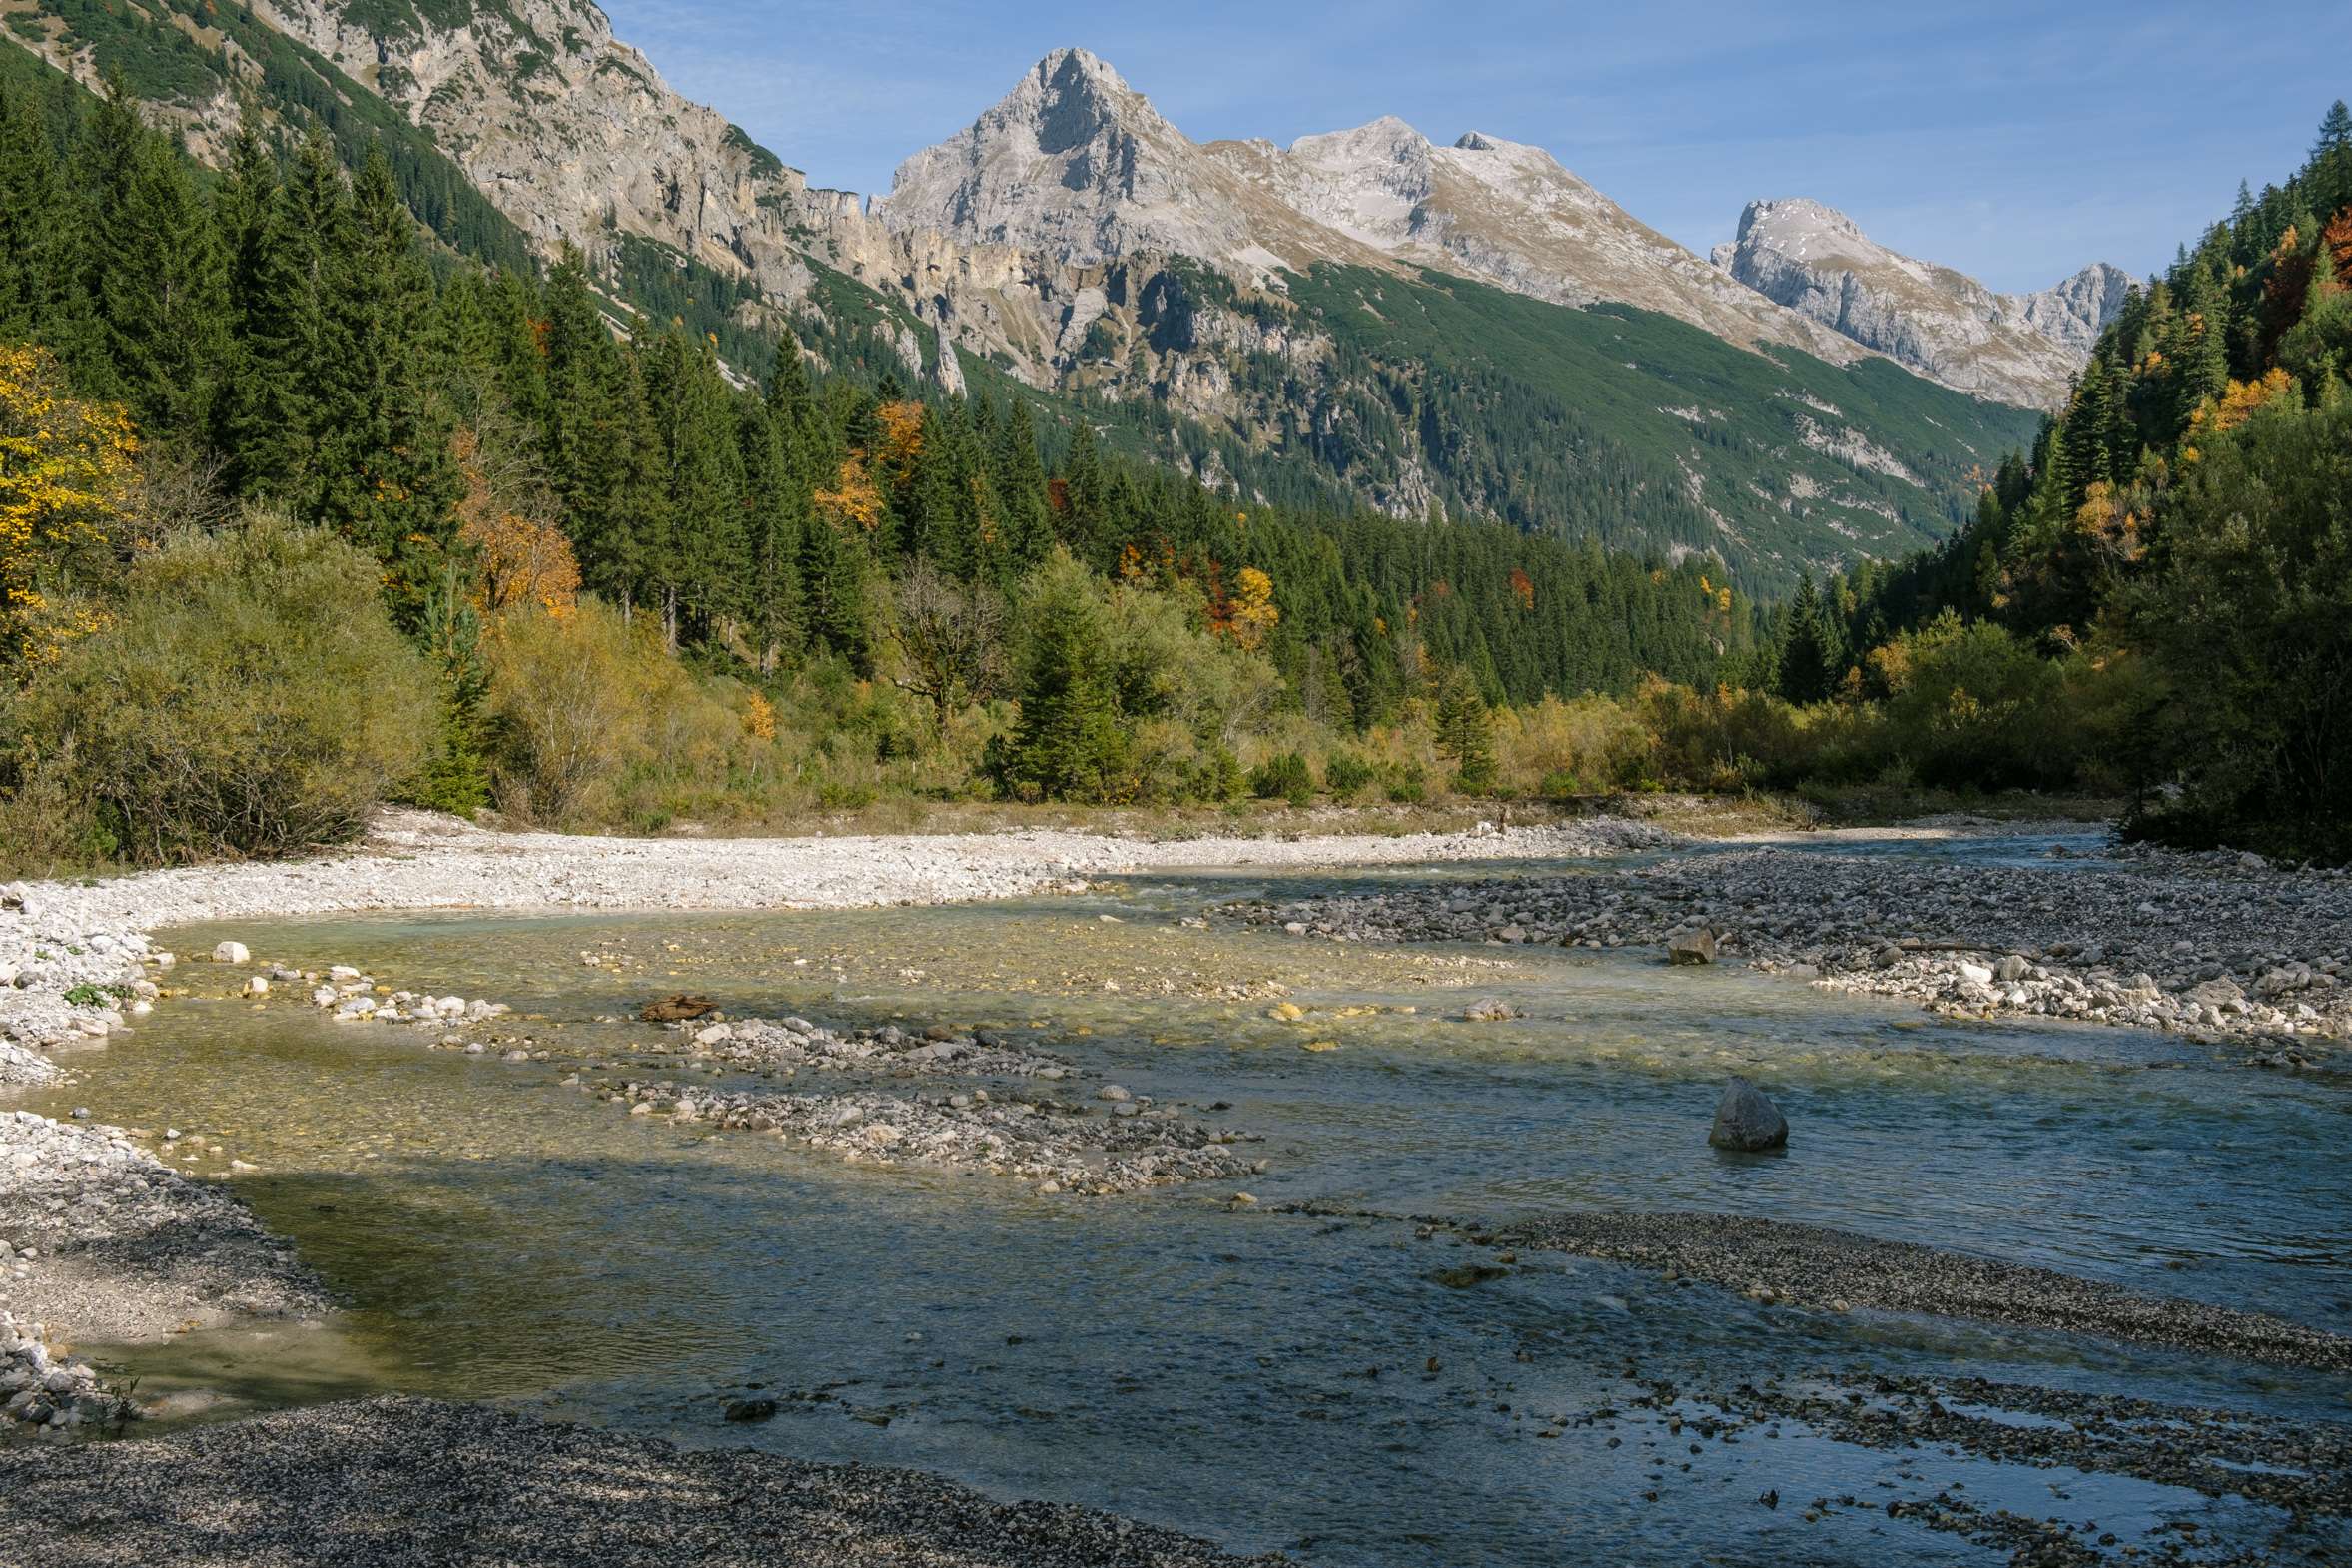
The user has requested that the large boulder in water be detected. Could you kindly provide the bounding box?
[1667,928,1718,966]
[1709,1077,1788,1152]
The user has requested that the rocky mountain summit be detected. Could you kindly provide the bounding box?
[1711,198,2132,406]
[876,51,1865,364]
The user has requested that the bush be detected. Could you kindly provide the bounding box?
[1384,762,1427,804]
[481,600,727,826]
[1,515,434,865]
[1248,750,1314,806]
[1322,750,1376,797]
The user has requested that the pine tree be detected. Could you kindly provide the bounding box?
[222,129,346,503]
[318,145,464,611]
[992,398,1053,571]
[996,571,1122,800]
[0,81,70,341]
[641,328,746,647]
[737,399,806,673]
[1775,575,1837,704]
[2312,101,2352,220]
[799,500,870,673]
[1432,664,1497,793]
[1058,419,1110,564]
[73,78,227,444]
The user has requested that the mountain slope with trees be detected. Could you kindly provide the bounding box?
[1761,104,2352,858]
[3,6,2042,588]
[0,56,1768,864]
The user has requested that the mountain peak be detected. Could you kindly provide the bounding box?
[872,46,1258,264]
[1715,197,2126,405]
[1735,197,1867,249]
[1285,116,1432,174]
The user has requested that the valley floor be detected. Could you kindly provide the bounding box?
[2,806,2348,1563]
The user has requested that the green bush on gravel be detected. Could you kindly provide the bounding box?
[0,514,435,868]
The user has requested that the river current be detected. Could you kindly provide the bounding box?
[24,839,2352,1565]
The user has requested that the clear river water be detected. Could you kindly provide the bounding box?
[21,839,2352,1565]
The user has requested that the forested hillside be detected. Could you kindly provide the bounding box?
[0,4,2044,589]
[1745,104,2352,858]
[0,61,1764,864]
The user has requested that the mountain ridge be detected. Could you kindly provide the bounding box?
[1710,197,2132,406]
[4,7,2049,584]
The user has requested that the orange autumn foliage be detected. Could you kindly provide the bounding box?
[813,457,884,532]
[452,427,579,615]
[876,401,926,470]
[2327,208,2352,278]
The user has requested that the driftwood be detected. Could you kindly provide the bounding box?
[638,994,719,1023]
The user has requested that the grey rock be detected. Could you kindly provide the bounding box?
[1708,1077,1788,1152]
[1667,928,1719,966]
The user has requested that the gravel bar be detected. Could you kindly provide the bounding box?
[1229,838,2352,1056]
[0,1394,1282,1566]
[1503,1209,2352,1372]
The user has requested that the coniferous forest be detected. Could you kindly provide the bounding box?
[1,56,2348,863]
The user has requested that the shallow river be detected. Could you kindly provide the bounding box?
[25,843,2352,1565]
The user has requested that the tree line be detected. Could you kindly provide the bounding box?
[0,69,1768,836]
[1748,102,2352,857]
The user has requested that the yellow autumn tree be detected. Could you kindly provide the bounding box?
[2184,367,2299,458]
[0,344,141,671]
[813,457,884,532]
[1227,566,1279,651]
[451,429,581,616]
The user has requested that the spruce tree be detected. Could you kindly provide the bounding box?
[992,398,1054,570]
[320,146,464,611]
[737,399,806,673]
[641,328,747,647]
[1775,575,1837,704]
[997,572,1122,800]
[1432,665,1497,793]
[74,80,227,444]
[0,81,69,341]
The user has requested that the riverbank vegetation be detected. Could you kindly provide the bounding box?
[1,71,2347,869]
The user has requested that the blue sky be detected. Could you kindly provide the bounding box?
[600,0,2350,294]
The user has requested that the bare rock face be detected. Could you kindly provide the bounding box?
[877,59,1867,364]
[1709,1077,1788,1152]
[1710,198,2131,408]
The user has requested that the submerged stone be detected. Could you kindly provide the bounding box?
[1709,1077,1788,1152]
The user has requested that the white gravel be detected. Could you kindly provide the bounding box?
[1228,839,2352,1060]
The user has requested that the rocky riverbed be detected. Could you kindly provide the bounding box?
[1497,1209,2352,1371]
[0,1394,1283,1567]
[603,1077,1264,1196]
[1227,839,2352,1059]
[0,1110,329,1434]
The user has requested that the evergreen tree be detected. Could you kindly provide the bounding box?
[799,502,870,673]
[73,78,226,443]
[318,145,464,612]
[995,570,1123,800]
[737,398,806,672]
[641,328,747,647]
[992,398,1054,570]
[1432,665,1497,792]
[0,80,70,341]
[1775,575,1837,704]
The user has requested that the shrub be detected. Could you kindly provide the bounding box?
[1248,750,1314,806]
[481,600,717,826]
[1384,762,1428,804]
[2,515,434,864]
[1322,750,1376,797]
